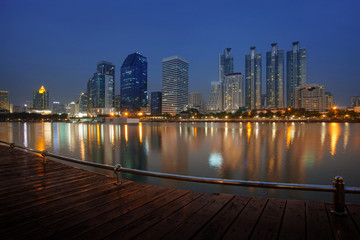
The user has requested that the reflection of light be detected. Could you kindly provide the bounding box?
[344,123,349,150]
[124,125,128,142]
[321,122,326,146]
[97,124,100,145]
[194,127,197,137]
[209,153,223,168]
[23,122,28,147]
[330,123,340,156]
[225,122,228,137]
[246,122,252,141]
[255,122,259,138]
[286,125,292,149]
[139,123,143,143]
[272,122,276,139]
[110,124,115,145]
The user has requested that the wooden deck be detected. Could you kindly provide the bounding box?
[0,145,360,240]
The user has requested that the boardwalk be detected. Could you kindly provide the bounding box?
[0,145,360,240]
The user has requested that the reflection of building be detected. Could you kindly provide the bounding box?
[0,91,9,112]
[161,56,189,114]
[266,43,284,108]
[287,42,307,107]
[207,82,222,112]
[151,91,162,115]
[295,84,325,111]
[245,47,262,110]
[223,73,244,111]
[87,61,115,115]
[351,96,360,108]
[120,52,148,111]
[33,85,49,110]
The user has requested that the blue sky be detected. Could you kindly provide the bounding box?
[1,0,360,106]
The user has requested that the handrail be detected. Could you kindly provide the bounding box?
[1,140,359,216]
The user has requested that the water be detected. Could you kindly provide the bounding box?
[1,121,359,202]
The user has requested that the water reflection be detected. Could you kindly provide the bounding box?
[0,122,359,202]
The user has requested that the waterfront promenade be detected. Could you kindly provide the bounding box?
[0,145,360,239]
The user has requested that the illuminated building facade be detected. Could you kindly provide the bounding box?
[87,61,115,115]
[223,73,244,111]
[324,92,334,110]
[295,84,325,111]
[207,82,222,112]
[0,91,9,112]
[33,85,49,110]
[120,52,148,112]
[161,56,189,114]
[245,47,262,110]
[287,41,307,107]
[266,43,284,108]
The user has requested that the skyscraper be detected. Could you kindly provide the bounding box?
[287,41,307,107]
[87,61,115,114]
[33,85,49,110]
[120,52,148,112]
[161,56,189,115]
[245,47,262,110]
[207,82,222,112]
[266,43,284,108]
[223,73,244,111]
[219,48,234,82]
[151,91,162,115]
[0,91,9,112]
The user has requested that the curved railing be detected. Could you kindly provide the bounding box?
[1,140,359,216]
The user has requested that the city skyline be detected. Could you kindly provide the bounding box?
[1,0,360,107]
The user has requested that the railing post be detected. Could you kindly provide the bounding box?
[41,150,48,164]
[331,176,347,216]
[114,164,123,186]
[10,143,15,153]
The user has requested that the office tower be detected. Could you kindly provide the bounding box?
[219,48,234,82]
[223,73,244,111]
[52,102,66,114]
[351,96,360,108]
[245,47,262,110]
[0,91,9,112]
[266,43,284,108]
[324,92,334,110]
[207,82,222,112]
[77,93,87,113]
[161,56,189,114]
[188,92,206,112]
[120,52,148,112]
[33,85,49,110]
[295,84,325,111]
[115,94,121,110]
[151,91,162,115]
[87,61,115,115]
[287,41,307,107]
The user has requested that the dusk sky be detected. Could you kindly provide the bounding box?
[1,0,359,107]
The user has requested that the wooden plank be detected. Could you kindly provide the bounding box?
[306,201,334,240]
[346,204,360,233]
[278,200,306,240]
[325,203,360,239]
[84,190,200,240]
[222,197,268,240]
[106,191,208,240]
[192,195,251,240]
[160,193,235,240]
[2,182,149,239]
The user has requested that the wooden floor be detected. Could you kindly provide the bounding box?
[0,145,360,240]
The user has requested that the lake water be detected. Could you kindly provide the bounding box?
[1,121,359,202]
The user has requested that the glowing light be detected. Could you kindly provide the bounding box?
[246,122,252,141]
[209,153,223,168]
[124,125,128,142]
[330,123,340,156]
[38,85,46,94]
[139,123,142,143]
[124,112,129,116]
[138,112,143,116]
[111,113,115,117]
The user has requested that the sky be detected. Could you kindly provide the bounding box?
[1,0,360,107]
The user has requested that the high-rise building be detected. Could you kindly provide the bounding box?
[219,48,234,83]
[351,96,360,108]
[223,73,244,111]
[77,93,87,113]
[207,82,222,112]
[266,43,284,108]
[33,85,49,110]
[120,52,148,112]
[245,47,262,110]
[287,41,307,107]
[324,92,334,110]
[151,91,162,115]
[0,91,9,112]
[188,92,206,112]
[87,61,115,115]
[295,84,325,111]
[52,102,66,114]
[161,56,189,115]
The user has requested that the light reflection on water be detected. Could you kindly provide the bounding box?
[0,121,359,202]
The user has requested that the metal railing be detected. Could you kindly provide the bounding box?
[1,140,359,216]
